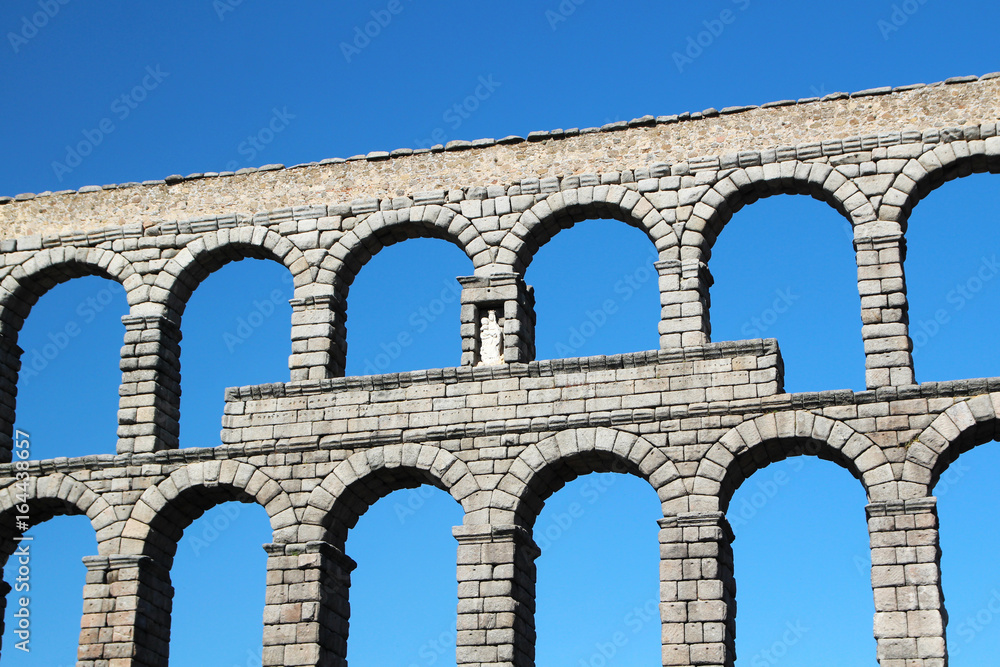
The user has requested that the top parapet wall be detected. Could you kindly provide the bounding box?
[1,73,998,241]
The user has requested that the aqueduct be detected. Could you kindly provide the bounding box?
[0,72,999,666]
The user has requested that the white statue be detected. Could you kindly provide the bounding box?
[478,310,504,366]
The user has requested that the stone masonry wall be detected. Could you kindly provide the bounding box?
[0,74,997,666]
[0,73,997,240]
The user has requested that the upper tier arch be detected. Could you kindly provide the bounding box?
[153,227,310,320]
[882,138,1000,226]
[683,161,875,260]
[0,247,139,340]
[497,187,678,273]
[324,206,484,294]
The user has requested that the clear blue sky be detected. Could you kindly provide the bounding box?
[0,1,998,665]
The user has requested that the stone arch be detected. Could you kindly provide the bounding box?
[324,206,485,296]
[491,427,685,528]
[901,393,1000,499]
[119,460,297,568]
[300,443,482,546]
[0,246,140,340]
[684,161,875,262]
[882,139,1000,227]
[153,227,311,321]
[497,187,678,273]
[694,411,895,512]
[0,472,114,561]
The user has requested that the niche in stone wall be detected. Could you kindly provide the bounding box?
[473,303,505,366]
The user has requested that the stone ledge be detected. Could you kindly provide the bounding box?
[225,339,781,400]
[3,377,999,477]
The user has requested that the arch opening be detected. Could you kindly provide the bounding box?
[169,500,272,666]
[904,172,1000,382]
[299,448,475,664]
[513,449,649,530]
[527,218,660,360]
[315,464,462,549]
[691,165,864,262]
[345,485,462,665]
[14,276,127,458]
[936,443,1000,664]
[0,250,133,343]
[0,514,94,665]
[715,436,869,515]
[0,483,101,664]
[134,481,282,570]
[163,236,302,324]
[892,148,1000,227]
[533,472,662,666]
[344,237,470,375]
[709,193,864,392]
[730,457,874,664]
[179,259,293,448]
[330,209,481,297]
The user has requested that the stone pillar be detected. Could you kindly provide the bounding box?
[118,315,181,454]
[655,260,711,349]
[866,498,945,667]
[78,554,173,667]
[289,295,346,381]
[855,232,914,388]
[454,524,539,667]
[0,338,20,461]
[262,541,355,667]
[658,512,736,667]
[459,275,535,366]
